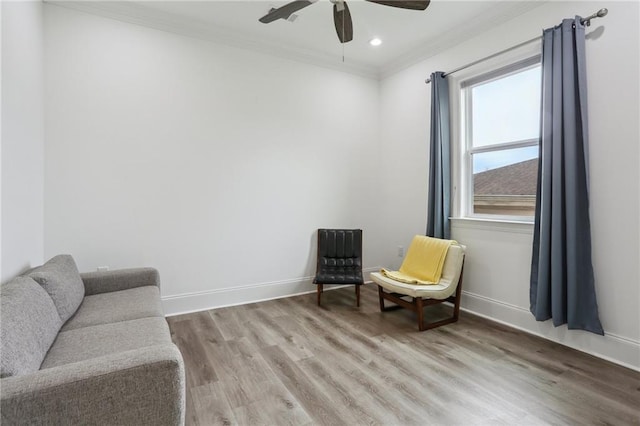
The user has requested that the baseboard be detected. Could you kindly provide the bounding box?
[163,272,639,371]
[162,267,380,317]
[461,290,640,372]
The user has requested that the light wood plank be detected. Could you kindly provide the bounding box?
[260,345,346,425]
[233,380,313,426]
[169,319,218,387]
[170,285,640,425]
[191,382,237,426]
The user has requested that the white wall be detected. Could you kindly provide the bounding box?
[379,1,640,369]
[43,4,385,314]
[1,0,45,282]
[39,0,639,369]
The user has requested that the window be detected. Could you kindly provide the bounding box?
[460,57,541,219]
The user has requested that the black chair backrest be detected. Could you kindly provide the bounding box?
[315,229,363,284]
[318,229,362,260]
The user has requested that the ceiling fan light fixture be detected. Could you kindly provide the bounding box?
[259,0,430,44]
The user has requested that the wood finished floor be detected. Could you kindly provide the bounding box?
[167,285,640,426]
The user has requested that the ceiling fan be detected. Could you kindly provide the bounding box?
[259,0,431,44]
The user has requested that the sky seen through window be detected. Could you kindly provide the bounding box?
[472,66,541,173]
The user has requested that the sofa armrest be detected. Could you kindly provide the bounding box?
[1,344,185,426]
[81,267,160,295]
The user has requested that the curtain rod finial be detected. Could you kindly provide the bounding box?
[582,8,608,26]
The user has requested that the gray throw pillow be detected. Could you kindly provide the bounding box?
[27,254,85,323]
[0,277,63,378]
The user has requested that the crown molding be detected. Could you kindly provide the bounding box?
[46,1,547,81]
[46,0,379,80]
[379,0,548,78]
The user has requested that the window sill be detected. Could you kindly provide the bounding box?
[450,217,534,235]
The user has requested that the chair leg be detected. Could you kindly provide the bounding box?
[452,267,464,321]
[452,289,462,322]
[317,284,323,307]
[377,263,466,331]
[355,284,361,307]
[416,297,425,331]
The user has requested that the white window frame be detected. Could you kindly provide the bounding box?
[452,52,542,223]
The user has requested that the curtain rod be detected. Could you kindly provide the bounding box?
[424,8,608,84]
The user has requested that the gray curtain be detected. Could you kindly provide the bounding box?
[530,17,603,335]
[426,72,451,240]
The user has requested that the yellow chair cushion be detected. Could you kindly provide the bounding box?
[381,235,455,285]
[371,243,466,300]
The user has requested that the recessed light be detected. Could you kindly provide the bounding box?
[369,38,382,47]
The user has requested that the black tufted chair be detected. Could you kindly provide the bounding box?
[313,229,364,307]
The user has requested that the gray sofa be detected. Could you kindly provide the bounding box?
[0,255,185,425]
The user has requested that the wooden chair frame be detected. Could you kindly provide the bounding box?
[377,265,464,331]
[317,283,361,307]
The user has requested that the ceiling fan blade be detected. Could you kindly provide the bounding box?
[365,0,430,11]
[259,0,317,23]
[333,1,353,43]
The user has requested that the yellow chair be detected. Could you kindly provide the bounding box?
[370,240,465,331]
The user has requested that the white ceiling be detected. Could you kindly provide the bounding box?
[52,0,547,78]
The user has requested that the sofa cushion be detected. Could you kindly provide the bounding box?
[41,317,172,369]
[27,254,85,323]
[61,286,163,331]
[0,277,63,378]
